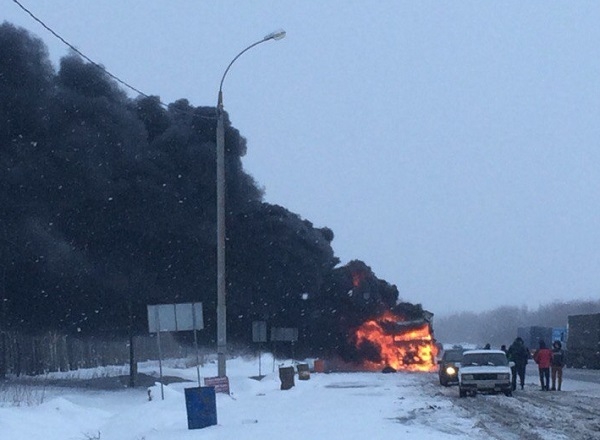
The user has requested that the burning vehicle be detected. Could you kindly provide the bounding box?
[298,260,439,372]
[350,310,438,372]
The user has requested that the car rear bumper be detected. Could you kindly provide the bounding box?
[441,375,458,384]
[460,380,511,392]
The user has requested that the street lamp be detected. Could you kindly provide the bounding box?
[216,29,286,377]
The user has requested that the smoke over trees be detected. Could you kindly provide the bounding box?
[0,22,418,360]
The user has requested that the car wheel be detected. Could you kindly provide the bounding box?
[504,390,512,397]
[440,378,448,387]
[459,388,466,398]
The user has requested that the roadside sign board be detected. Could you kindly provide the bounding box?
[204,376,230,394]
[146,302,205,399]
[147,302,203,333]
[252,321,267,343]
[270,327,298,342]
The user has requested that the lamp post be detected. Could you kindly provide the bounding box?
[216,29,286,377]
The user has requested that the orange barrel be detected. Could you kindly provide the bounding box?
[313,359,325,373]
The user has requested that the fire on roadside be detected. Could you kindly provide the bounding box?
[352,310,438,372]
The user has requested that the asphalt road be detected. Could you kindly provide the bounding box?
[563,367,600,384]
[526,364,600,386]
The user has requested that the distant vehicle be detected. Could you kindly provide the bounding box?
[438,348,464,386]
[517,326,552,351]
[567,313,600,369]
[552,327,568,345]
[458,350,514,398]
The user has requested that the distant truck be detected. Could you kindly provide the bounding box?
[517,326,553,350]
[517,326,568,352]
[567,313,600,369]
[552,327,568,345]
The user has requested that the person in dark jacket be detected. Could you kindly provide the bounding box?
[507,337,529,391]
[551,340,565,391]
[533,339,552,391]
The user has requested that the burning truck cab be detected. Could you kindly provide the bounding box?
[314,261,438,373]
[352,310,438,372]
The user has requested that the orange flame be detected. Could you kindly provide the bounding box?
[352,310,438,372]
[351,271,365,288]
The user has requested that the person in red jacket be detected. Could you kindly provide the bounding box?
[533,340,552,391]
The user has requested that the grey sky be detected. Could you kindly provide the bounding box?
[5,1,600,316]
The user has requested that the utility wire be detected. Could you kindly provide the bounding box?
[12,0,150,98]
[11,0,215,119]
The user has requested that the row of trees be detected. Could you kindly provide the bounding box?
[434,299,600,348]
[0,330,192,377]
[0,22,421,367]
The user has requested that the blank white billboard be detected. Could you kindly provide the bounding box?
[147,302,203,333]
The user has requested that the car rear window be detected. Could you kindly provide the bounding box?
[443,350,463,362]
[462,353,508,367]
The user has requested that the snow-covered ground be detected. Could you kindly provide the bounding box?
[2,354,600,440]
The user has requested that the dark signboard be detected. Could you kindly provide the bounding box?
[271,327,298,342]
[252,321,267,343]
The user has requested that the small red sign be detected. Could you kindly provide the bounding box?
[204,376,230,394]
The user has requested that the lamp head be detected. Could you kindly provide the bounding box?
[264,29,286,41]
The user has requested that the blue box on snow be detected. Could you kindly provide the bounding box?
[184,386,217,429]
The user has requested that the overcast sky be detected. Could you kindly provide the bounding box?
[5,1,600,316]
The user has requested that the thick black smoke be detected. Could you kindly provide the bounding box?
[0,23,428,361]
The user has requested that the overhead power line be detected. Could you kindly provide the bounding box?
[10,0,213,118]
[11,0,150,98]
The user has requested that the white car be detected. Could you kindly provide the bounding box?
[458,349,514,397]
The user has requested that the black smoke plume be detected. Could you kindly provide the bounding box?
[0,23,429,362]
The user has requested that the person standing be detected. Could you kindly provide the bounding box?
[507,337,529,391]
[551,340,565,391]
[533,340,552,391]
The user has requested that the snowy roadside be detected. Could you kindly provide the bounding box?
[1,356,600,440]
[450,382,600,440]
[441,364,600,440]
